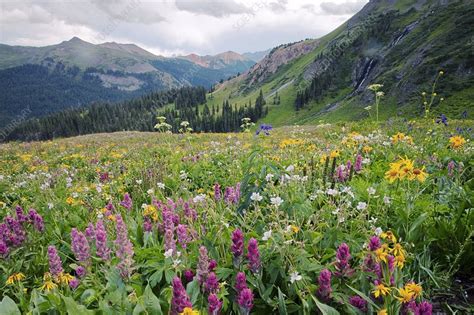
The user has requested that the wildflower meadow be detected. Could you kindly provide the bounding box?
[0,117,472,314]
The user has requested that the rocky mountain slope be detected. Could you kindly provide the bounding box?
[210,0,473,124]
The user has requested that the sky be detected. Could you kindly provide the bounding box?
[0,0,369,56]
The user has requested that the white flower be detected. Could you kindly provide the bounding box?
[164,249,173,258]
[179,171,188,180]
[47,203,54,209]
[265,173,274,182]
[332,208,340,215]
[290,271,302,283]
[374,227,383,236]
[326,188,338,196]
[367,187,376,195]
[286,165,295,173]
[383,195,391,205]
[262,230,272,241]
[136,179,143,185]
[339,217,345,223]
[72,192,79,198]
[270,196,284,207]
[147,188,154,195]
[97,213,104,219]
[362,158,371,164]
[193,194,206,203]
[157,182,165,189]
[96,185,102,193]
[356,202,367,210]
[250,192,263,202]
[368,217,378,224]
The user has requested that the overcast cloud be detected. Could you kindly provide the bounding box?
[0,0,368,56]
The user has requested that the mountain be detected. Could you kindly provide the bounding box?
[242,49,271,62]
[0,38,255,127]
[207,0,473,125]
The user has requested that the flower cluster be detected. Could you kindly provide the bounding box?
[385,158,427,183]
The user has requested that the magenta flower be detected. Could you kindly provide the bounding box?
[95,220,111,261]
[214,183,221,201]
[205,272,219,294]
[28,209,44,232]
[114,214,134,279]
[349,295,367,312]
[171,276,192,315]
[197,246,210,285]
[120,193,133,210]
[69,277,80,289]
[354,154,363,173]
[184,269,195,284]
[368,236,381,251]
[208,293,223,315]
[85,223,95,241]
[0,239,8,257]
[208,259,217,272]
[71,228,91,265]
[231,229,244,265]
[164,229,176,254]
[235,272,247,292]
[47,245,63,277]
[143,217,153,232]
[335,243,354,277]
[75,266,87,278]
[247,238,261,274]
[317,269,332,302]
[237,288,254,315]
[15,206,28,223]
[177,224,190,249]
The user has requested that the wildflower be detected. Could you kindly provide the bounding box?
[114,214,134,279]
[349,295,367,312]
[75,266,87,278]
[262,230,272,241]
[40,273,57,292]
[85,223,95,241]
[290,271,302,283]
[367,187,376,195]
[380,230,397,243]
[409,168,428,182]
[47,245,63,277]
[6,272,25,285]
[208,293,223,315]
[449,135,466,149]
[71,228,91,265]
[184,269,195,283]
[418,301,433,315]
[383,195,391,205]
[369,236,381,251]
[270,196,284,207]
[373,283,391,298]
[250,192,263,202]
[237,288,254,315]
[231,229,244,262]
[205,272,219,294]
[335,243,354,277]
[58,272,75,286]
[406,282,423,298]
[247,238,261,274]
[435,114,448,126]
[120,193,133,210]
[157,182,165,189]
[377,309,387,315]
[255,124,272,136]
[356,202,367,210]
[396,287,414,303]
[317,269,332,302]
[171,277,192,315]
[391,243,405,257]
[235,272,248,292]
[354,154,363,172]
[213,183,221,201]
[69,277,80,289]
[330,150,340,158]
[375,247,388,263]
[28,209,45,232]
[197,246,210,284]
[95,220,111,261]
[208,259,217,272]
[265,173,274,182]
[177,224,190,249]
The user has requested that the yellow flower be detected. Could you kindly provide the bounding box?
[363,146,373,153]
[391,243,405,257]
[375,248,388,263]
[377,309,388,315]
[406,282,422,298]
[6,272,25,285]
[320,155,327,164]
[58,273,75,286]
[66,196,74,205]
[449,136,466,149]
[330,150,340,158]
[381,231,397,243]
[384,168,400,183]
[40,280,57,292]
[396,287,414,303]
[373,283,391,298]
[179,307,199,315]
[395,254,405,269]
[291,225,300,233]
[410,168,427,183]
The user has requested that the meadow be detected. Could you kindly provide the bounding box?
[0,118,472,314]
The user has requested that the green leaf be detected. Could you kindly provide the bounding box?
[277,288,288,315]
[186,279,200,305]
[0,296,21,315]
[346,285,379,309]
[310,295,340,315]
[62,296,94,315]
[143,284,163,315]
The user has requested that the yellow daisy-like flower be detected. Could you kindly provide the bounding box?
[410,168,428,183]
[58,272,75,286]
[363,145,373,153]
[406,282,423,298]
[291,225,300,233]
[449,135,466,149]
[381,231,397,243]
[6,272,25,285]
[395,254,405,269]
[391,243,405,257]
[377,309,388,315]
[373,283,391,298]
[66,196,74,205]
[375,248,388,263]
[396,287,414,303]
[330,150,340,158]
[384,168,400,183]
[41,280,58,292]
[179,307,200,315]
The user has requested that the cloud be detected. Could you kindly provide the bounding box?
[175,0,250,17]
[320,1,366,15]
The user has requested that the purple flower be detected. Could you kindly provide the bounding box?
[85,223,95,241]
[184,269,195,284]
[231,229,244,265]
[214,183,221,201]
[447,160,455,177]
[47,245,63,277]
[0,239,8,257]
[177,224,190,249]
[205,272,219,294]
[171,277,192,315]
[197,246,210,285]
[208,259,217,272]
[28,209,44,232]
[349,295,367,312]
[247,238,261,274]
[71,228,91,265]
[208,293,223,315]
[335,165,347,182]
[5,216,26,246]
[75,266,87,278]
[164,229,176,254]
[335,243,354,277]
[387,255,395,272]
[418,301,433,315]
[95,220,111,261]
[120,193,133,210]
[143,217,153,233]
[255,124,272,136]
[368,236,381,251]
[238,288,254,314]
[69,277,80,289]
[317,269,332,302]
[235,272,247,292]
[114,214,134,279]
[354,154,363,173]
[15,206,28,223]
